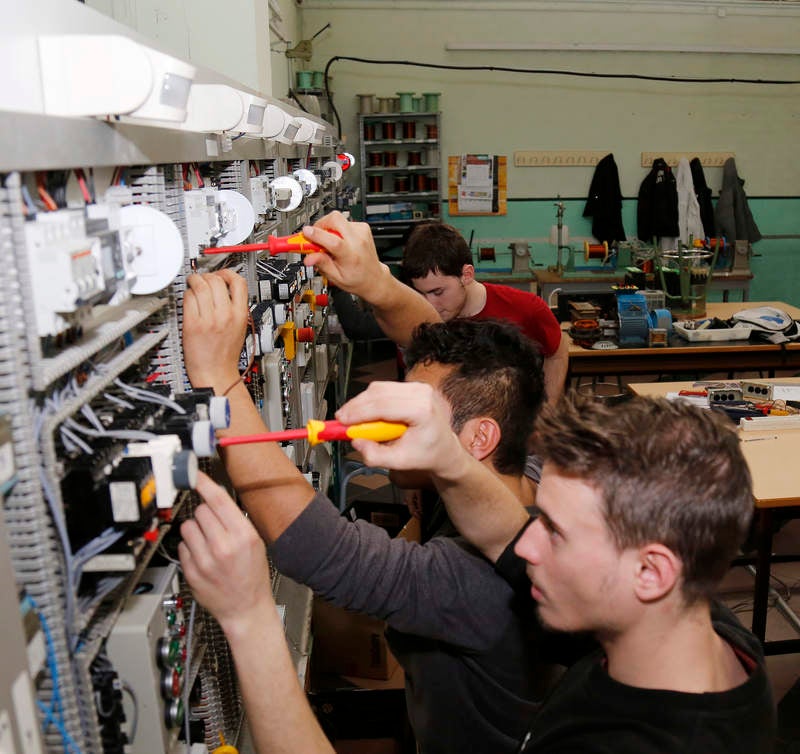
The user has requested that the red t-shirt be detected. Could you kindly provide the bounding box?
[471,283,562,357]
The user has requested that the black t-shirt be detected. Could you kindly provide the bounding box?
[496,525,776,754]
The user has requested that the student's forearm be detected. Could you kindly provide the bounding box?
[543,335,570,405]
[213,381,316,542]
[222,601,334,754]
[368,264,441,347]
[434,445,530,564]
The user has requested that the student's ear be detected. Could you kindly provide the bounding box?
[632,543,681,603]
[459,417,501,461]
[460,264,476,285]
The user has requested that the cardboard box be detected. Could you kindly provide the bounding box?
[312,598,399,680]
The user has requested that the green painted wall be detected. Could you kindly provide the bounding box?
[439,198,800,306]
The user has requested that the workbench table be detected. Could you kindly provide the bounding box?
[567,301,800,380]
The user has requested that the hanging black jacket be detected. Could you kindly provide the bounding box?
[637,158,679,242]
[715,157,762,244]
[582,153,626,244]
[689,157,715,239]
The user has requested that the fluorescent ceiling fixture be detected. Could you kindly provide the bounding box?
[234,93,269,135]
[275,116,301,145]
[293,117,317,144]
[180,84,243,133]
[38,35,153,117]
[263,104,290,138]
[37,34,195,122]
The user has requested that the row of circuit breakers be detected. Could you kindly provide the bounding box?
[28,160,349,350]
[5,155,347,754]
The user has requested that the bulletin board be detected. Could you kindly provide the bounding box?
[448,154,507,216]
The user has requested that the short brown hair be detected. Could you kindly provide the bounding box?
[532,393,753,603]
[402,222,472,279]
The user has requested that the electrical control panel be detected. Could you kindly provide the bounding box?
[0,5,347,748]
[106,565,187,754]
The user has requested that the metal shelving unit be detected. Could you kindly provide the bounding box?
[358,112,441,249]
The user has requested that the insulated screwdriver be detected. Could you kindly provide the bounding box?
[202,229,342,256]
[217,419,408,448]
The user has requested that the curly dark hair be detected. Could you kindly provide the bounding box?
[405,319,545,475]
[401,222,472,279]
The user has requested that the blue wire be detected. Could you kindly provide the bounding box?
[27,596,84,754]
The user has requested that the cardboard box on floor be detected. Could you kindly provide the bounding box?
[311,516,421,681]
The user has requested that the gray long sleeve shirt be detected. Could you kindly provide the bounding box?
[270,493,559,754]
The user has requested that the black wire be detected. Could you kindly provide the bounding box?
[323,57,341,139]
[322,54,800,140]
[288,89,310,113]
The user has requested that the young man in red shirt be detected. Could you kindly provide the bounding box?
[402,222,568,404]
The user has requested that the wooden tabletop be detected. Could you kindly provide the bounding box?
[628,378,800,508]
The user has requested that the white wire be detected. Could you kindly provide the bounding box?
[113,379,186,415]
[102,392,136,410]
[63,417,157,443]
[80,404,105,432]
[59,425,94,455]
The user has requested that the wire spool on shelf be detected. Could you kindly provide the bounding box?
[584,241,609,262]
[357,94,375,114]
[426,124,438,139]
[412,174,428,192]
[407,151,423,166]
[402,121,417,140]
[428,175,439,192]
[368,175,384,193]
[393,175,410,193]
[382,122,396,140]
[363,123,376,141]
[384,151,398,167]
[368,152,384,167]
[479,247,496,262]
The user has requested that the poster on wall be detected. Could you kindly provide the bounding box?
[448,154,507,216]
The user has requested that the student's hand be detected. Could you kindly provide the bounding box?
[179,472,275,634]
[336,381,465,480]
[302,212,390,302]
[183,270,249,393]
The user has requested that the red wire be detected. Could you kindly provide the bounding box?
[74,169,92,203]
[35,173,58,211]
[192,164,205,188]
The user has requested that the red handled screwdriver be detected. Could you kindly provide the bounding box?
[202,230,342,256]
[217,419,408,448]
